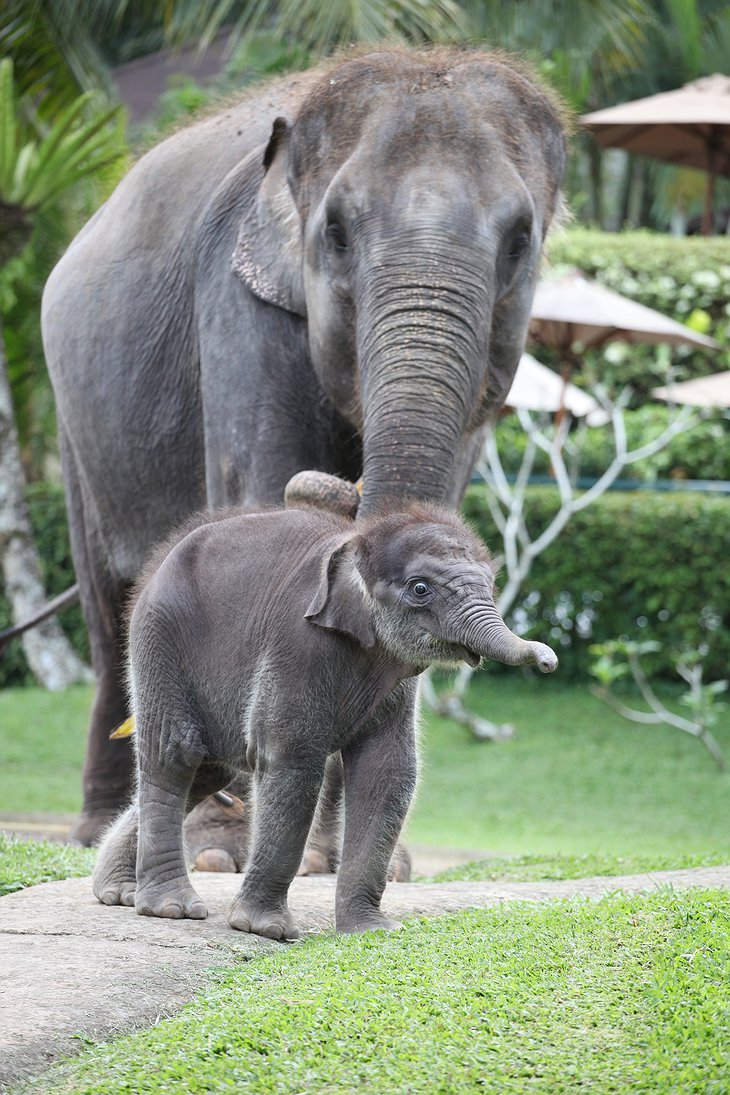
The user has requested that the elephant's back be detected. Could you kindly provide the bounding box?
[52,68,323,271]
[136,507,348,641]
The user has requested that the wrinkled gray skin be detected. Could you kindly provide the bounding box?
[92,503,557,937]
[42,47,566,849]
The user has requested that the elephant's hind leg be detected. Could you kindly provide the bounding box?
[134,713,208,921]
[59,426,134,848]
[92,804,139,907]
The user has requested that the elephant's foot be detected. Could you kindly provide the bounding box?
[228,894,299,940]
[194,847,238,872]
[184,795,249,873]
[93,877,136,907]
[295,840,410,880]
[68,811,120,847]
[297,843,338,875]
[135,878,207,920]
[336,907,404,934]
[387,842,412,882]
[91,803,139,905]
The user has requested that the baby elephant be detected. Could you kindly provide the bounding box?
[93,502,557,938]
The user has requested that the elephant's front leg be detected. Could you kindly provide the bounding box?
[229,757,324,940]
[336,683,418,934]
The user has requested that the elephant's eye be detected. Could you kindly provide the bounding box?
[325,221,348,252]
[408,579,431,599]
[506,233,529,261]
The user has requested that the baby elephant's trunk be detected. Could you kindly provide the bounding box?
[465,607,558,674]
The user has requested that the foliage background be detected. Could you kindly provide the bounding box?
[546,228,730,399]
[463,485,730,682]
[1,479,727,686]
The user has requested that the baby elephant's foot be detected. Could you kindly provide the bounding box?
[93,875,137,907]
[228,894,299,940]
[135,878,207,920]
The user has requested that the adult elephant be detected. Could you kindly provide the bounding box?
[42,47,566,849]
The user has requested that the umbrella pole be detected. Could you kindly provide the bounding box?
[702,139,717,237]
[701,171,716,236]
[554,355,574,430]
[550,350,575,479]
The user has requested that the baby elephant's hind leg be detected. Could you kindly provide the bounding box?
[135,776,208,920]
[92,804,139,907]
[134,711,207,921]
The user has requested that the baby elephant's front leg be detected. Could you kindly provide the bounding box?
[336,688,418,933]
[229,759,323,940]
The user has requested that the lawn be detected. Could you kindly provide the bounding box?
[2,678,729,1093]
[408,672,730,858]
[1,674,729,860]
[18,889,730,1094]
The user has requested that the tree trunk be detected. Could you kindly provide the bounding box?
[0,314,92,689]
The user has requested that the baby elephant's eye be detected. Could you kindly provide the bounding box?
[409,580,431,598]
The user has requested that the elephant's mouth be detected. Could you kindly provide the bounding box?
[455,645,482,669]
[428,636,482,668]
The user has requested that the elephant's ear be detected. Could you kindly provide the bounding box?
[305,539,376,649]
[231,117,305,316]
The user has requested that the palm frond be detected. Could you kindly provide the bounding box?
[0,58,124,214]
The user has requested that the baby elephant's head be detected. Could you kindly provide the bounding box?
[305,505,557,673]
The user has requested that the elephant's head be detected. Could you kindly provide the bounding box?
[233,49,567,513]
[305,505,557,674]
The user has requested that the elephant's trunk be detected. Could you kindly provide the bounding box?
[460,604,558,674]
[356,235,492,514]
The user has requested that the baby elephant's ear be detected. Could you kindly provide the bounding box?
[305,539,376,649]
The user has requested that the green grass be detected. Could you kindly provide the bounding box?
[1,676,728,861]
[406,674,730,857]
[0,834,96,896]
[0,685,92,815]
[3,682,729,1093]
[21,889,730,1094]
[432,851,730,883]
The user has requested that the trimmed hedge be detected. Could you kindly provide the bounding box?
[0,483,87,688]
[463,485,730,682]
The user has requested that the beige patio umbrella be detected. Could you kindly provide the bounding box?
[582,74,730,234]
[506,352,607,423]
[530,270,719,358]
[528,270,718,420]
[653,370,730,407]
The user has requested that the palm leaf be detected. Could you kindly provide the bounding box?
[0,59,18,194]
[11,142,37,201]
[0,57,123,212]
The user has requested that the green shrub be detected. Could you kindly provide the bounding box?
[495,406,730,482]
[463,485,730,682]
[543,227,730,400]
[0,482,87,687]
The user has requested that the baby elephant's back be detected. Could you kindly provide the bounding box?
[130,506,346,671]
